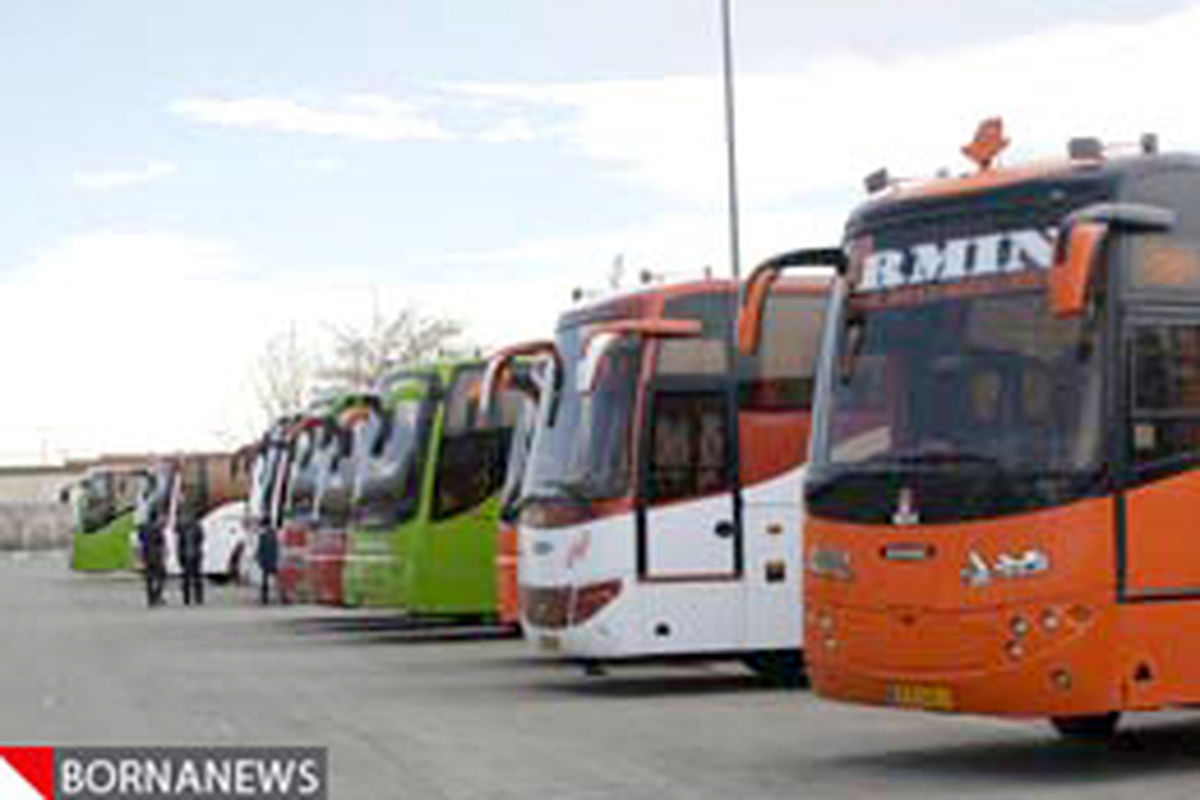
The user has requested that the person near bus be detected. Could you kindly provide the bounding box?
[136,469,169,606]
[255,525,279,605]
[174,486,206,606]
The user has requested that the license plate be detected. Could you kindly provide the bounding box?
[886,683,954,711]
[538,635,562,653]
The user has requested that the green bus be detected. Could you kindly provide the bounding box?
[69,466,146,572]
[341,361,518,617]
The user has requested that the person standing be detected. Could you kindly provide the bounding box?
[137,470,170,606]
[136,470,167,607]
[255,524,279,605]
[171,469,206,606]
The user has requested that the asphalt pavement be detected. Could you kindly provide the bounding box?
[5,551,1200,799]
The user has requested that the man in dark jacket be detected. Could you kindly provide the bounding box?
[137,469,169,607]
[175,488,205,606]
[256,524,279,604]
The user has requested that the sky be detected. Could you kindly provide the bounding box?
[1,0,1198,464]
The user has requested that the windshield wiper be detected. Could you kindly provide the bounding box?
[866,450,1003,470]
[838,314,867,385]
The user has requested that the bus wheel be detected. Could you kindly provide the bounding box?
[1050,713,1120,742]
[743,650,808,688]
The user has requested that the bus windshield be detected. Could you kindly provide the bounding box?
[810,287,1105,523]
[809,208,1113,529]
[286,428,324,520]
[499,397,537,521]
[523,323,641,503]
[352,388,433,530]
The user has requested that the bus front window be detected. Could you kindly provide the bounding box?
[523,324,641,505]
[808,290,1105,524]
[353,392,431,530]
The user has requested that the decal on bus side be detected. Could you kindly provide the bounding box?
[859,227,1055,292]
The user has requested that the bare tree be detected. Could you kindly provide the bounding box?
[319,304,467,390]
[252,324,315,423]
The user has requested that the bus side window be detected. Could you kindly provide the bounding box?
[647,391,731,503]
[432,428,511,521]
[1131,324,1200,470]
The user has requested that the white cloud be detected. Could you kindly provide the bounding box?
[0,230,560,465]
[447,6,1200,206]
[477,116,539,144]
[72,160,177,191]
[295,155,346,173]
[169,94,449,142]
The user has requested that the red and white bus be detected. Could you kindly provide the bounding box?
[487,276,828,680]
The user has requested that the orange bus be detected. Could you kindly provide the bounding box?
[741,121,1199,739]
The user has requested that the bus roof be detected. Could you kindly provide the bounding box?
[558,275,830,331]
[849,152,1200,232]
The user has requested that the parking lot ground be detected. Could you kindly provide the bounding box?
[6,552,1200,798]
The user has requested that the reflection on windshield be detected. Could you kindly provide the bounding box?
[352,397,430,530]
[499,399,537,520]
[809,289,1104,523]
[522,325,641,503]
[286,429,324,520]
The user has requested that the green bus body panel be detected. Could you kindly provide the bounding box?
[71,512,135,572]
[341,361,502,617]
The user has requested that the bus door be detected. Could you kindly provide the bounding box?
[1123,309,1200,598]
[637,334,743,647]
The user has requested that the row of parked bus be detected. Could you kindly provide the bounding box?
[70,120,1200,741]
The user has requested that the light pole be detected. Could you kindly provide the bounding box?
[720,0,742,284]
[719,0,746,575]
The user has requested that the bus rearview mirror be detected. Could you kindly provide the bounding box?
[1048,221,1107,319]
[578,319,702,395]
[1048,201,1176,318]
[479,340,558,420]
[578,332,621,395]
[738,265,781,356]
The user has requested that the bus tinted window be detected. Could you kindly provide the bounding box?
[746,294,825,410]
[1132,324,1200,469]
[353,398,432,530]
[433,428,510,520]
[660,290,825,410]
[432,365,518,521]
[1130,237,1200,290]
[647,391,731,502]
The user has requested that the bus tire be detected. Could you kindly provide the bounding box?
[1050,713,1120,742]
[743,650,807,688]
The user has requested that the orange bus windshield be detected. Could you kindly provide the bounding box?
[808,286,1105,525]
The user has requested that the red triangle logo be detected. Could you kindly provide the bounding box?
[0,748,54,799]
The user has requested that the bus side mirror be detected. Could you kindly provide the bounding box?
[578,332,622,395]
[1048,221,1108,319]
[479,340,558,420]
[1048,202,1177,318]
[579,319,702,394]
[737,264,781,356]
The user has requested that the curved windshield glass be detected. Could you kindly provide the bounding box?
[317,426,355,528]
[523,325,642,504]
[809,289,1105,523]
[77,473,114,532]
[285,428,323,520]
[499,399,537,521]
[352,392,432,530]
[432,365,517,521]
